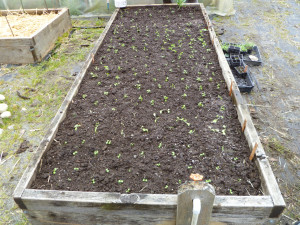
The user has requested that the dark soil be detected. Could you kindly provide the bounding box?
[31,6,261,195]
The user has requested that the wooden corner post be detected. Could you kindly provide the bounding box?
[176,181,215,225]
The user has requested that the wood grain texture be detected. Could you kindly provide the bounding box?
[177,182,215,225]
[19,189,273,224]
[32,8,72,61]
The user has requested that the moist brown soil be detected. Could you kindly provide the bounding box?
[31,6,261,195]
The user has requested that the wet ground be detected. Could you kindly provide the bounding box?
[0,1,299,224]
[211,0,300,222]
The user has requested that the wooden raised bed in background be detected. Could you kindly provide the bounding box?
[13,4,285,225]
[0,8,71,64]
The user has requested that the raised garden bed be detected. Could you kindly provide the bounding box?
[0,8,72,64]
[14,4,285,224]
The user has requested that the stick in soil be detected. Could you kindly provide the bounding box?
[249,143,258,161]
[19,0,26,13]
[43,0,50,13]
[4,16,15,37]
[242,119,247,132]
[244,65,248,73]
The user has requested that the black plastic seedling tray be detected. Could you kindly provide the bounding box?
[233,71,254,93]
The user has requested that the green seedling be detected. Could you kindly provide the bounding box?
[147,89,151,93]
[150,100,155,105]
[117,153,121,159]
[92,179,96,184]
[106,140,112,145]
[106,168,110,173]
[158,142,163,148]
[74,168,79,171]
[198,102,203,107]
[216,166,220,170]
[165,185,169,189]
[187,166,193,169]
[90,72,98,78]
[138,95,143,102]
[73,151,78,156]
[130,143,134,147]
[206,179,212,183]
[118,180,124,184]
[94,101,99,106]
[181,105,186,110]
[74,124,81,131]
[143,178,148,182]
[199,153,205,157]
[126,188,131,193]
[176,117,190,126]
[97,81,101,86]
[182,93,187,97]
[53,168,58,174]
[81,140,85,144]
[171,151,176,156]
[164,96,168,102]
[229,189,234,195]
[94,150,99,155]
[156,163,161,167]
[141,126,149,133]
[95,122,100,133]
[104,91,109,96]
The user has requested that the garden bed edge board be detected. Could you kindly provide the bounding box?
[13,4,285,224]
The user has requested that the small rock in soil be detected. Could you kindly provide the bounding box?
[0,103,8,113]
[0,128,3,135]
[0,94,5,101]
[1,111,11,118]
[16,140,31,154]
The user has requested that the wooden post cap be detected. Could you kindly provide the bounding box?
[177,182,215,225]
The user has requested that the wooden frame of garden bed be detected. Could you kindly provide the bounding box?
[13,4,285,225]
[0,8,72,64]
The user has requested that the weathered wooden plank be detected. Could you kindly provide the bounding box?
[0,37,34,47]
[20,189,273,219]
[0,9,60,16]
[20,189,273,224]
[31,8,72,61]
[13,9,120,209]
[177,182,215,225]
[0,46,34,64]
